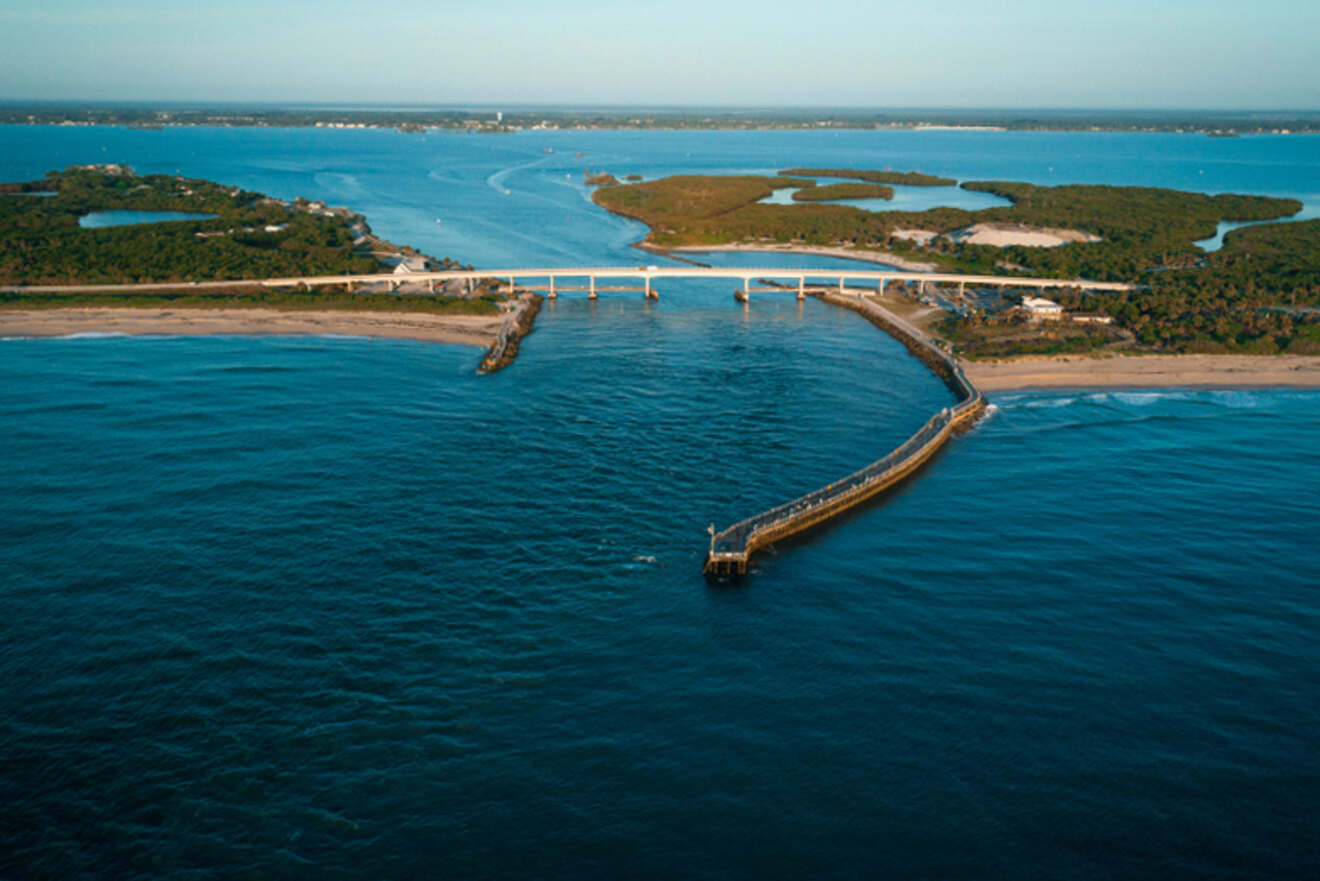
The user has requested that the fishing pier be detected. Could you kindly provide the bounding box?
[703,289,987,577]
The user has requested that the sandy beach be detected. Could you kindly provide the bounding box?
[665,243,937,272]
[965,354,1320,391]
[0,308,504,346]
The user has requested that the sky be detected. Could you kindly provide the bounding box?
[2,0,1317,109]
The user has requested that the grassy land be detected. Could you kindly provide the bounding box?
[1,167,381,285]
[781,167,957,186]
[792,183,894,202]
[592,171,1320,354]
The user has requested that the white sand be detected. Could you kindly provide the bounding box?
[964,354,1320,391]
[950,223,1102,248]
[0,308,504,346]
[891,229,939,245]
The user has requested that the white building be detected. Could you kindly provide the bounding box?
[1021,296,1064,320]
[393,257,429,275]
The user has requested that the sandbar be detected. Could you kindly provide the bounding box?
[0,308,504,346]
[664,243,936,272]
[965,354,1320,391]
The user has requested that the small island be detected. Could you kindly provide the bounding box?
[1,166,540,370]
[780,167,957,186]
[792,182,894,202]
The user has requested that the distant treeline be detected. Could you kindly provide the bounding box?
[593,172,1320,354]
[781,167,956,186]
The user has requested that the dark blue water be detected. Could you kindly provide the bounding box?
[2,127,1319,879]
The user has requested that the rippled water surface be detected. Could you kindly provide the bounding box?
[1,127,1318,879]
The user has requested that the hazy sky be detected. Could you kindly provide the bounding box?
[2,0,1317,108]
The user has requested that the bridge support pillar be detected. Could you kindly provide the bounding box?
[645,277,657,300]
[427,279,435,293]
[465,278,473,296]
[838,276,846,294]
[588,276,597,300]
[797,277,805,300]
[878,277,886,296]
[508,278,516,296]
[548,276,556,300]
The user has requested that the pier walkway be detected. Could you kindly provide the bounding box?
[704,289,985,577]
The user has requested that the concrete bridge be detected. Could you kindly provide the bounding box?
[5,266,1139,299]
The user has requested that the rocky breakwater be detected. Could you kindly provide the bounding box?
[478,292,543,373]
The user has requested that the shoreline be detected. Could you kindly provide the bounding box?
[963,354,1320,391]
[659,243,938,272]
[0,307,504,348]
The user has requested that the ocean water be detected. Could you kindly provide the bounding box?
[1,126,1319,879]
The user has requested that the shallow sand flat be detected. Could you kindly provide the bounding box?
[0,308,503,346]
[668,243,936,272]
[891,229,939,245]
[965,354,1320,391]
[951,223,1102,248]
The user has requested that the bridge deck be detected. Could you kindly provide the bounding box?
[5,266,1138,295]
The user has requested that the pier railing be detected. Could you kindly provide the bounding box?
[704,291,984,576]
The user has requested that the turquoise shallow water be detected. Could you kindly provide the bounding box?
[1,126,1318,879]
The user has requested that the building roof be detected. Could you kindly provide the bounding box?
[1021,296,1062,311]
[393,257,429,274]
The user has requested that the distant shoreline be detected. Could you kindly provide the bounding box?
[963,353,1320,391]
[3,109,1316,136]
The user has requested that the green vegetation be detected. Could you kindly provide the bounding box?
[593,171,1319,355]
[0,180,56,194]
[0,289,502,315]
[781,167,957,186]
[792,182,894,202]
[938,312,1124,358]
[1,167,380,285]
[1035,219,1320,355]
[592,175,812,240]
